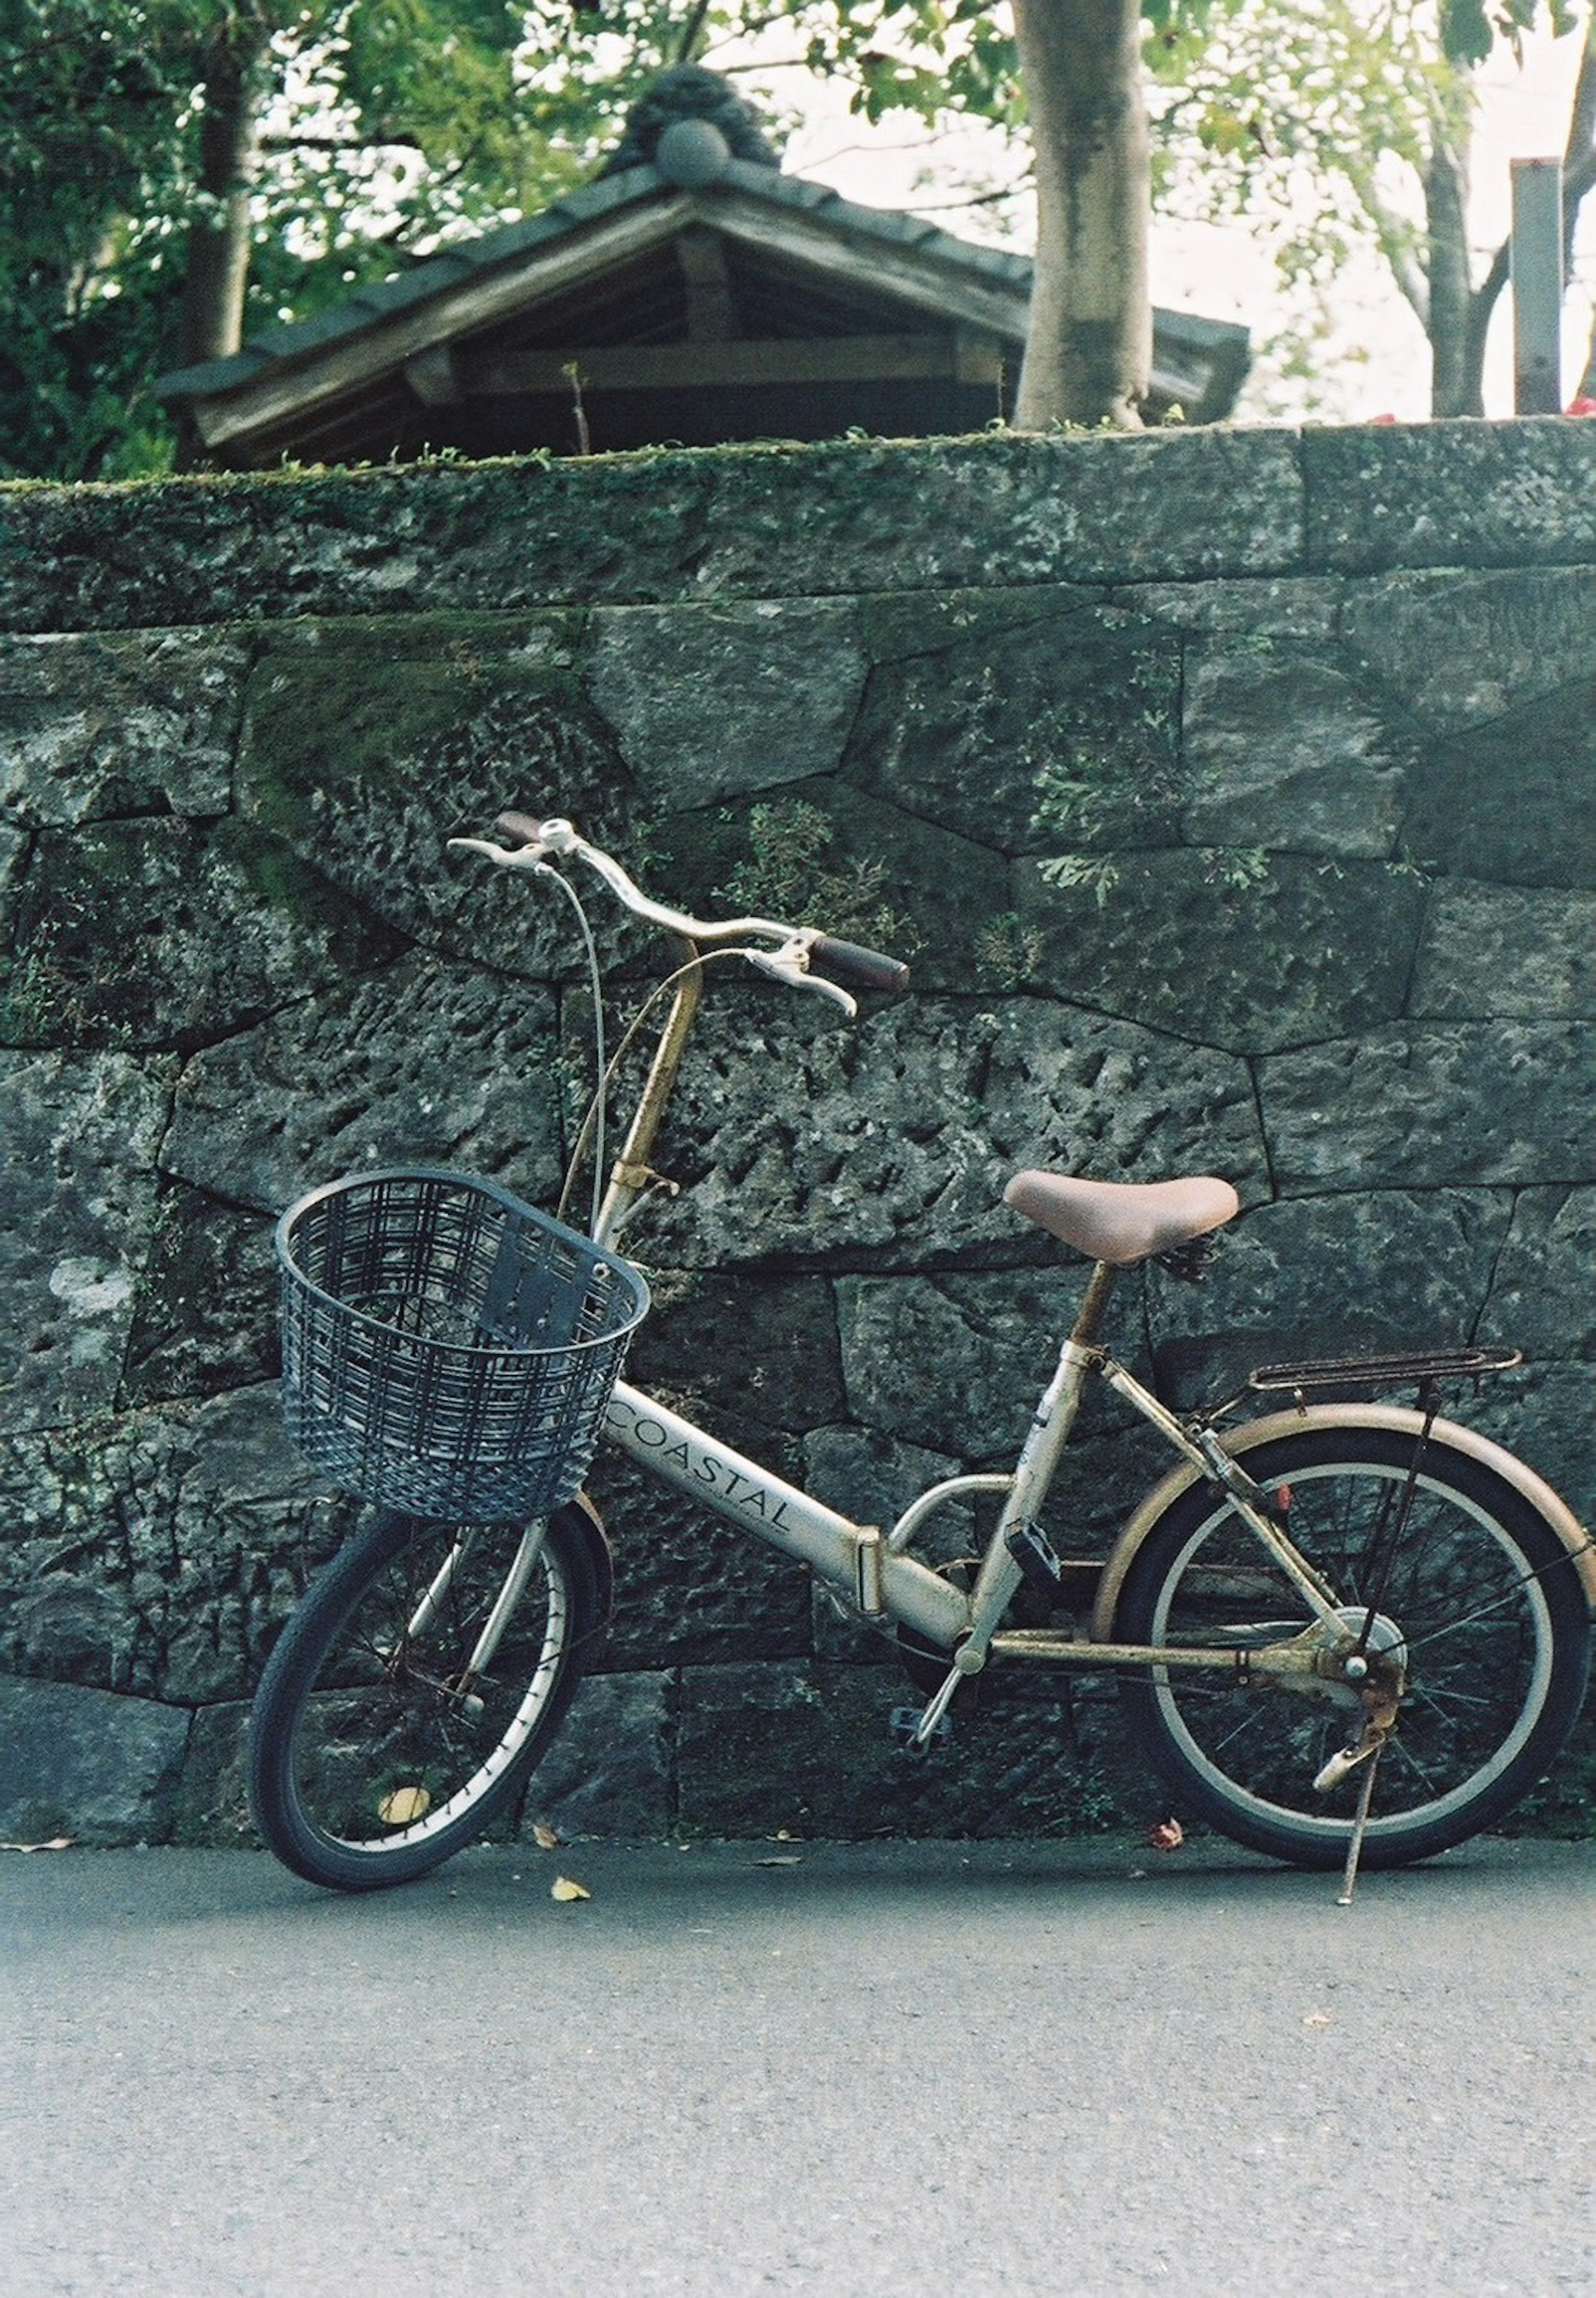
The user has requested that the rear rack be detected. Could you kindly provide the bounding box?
[1248,1345,1523,1396]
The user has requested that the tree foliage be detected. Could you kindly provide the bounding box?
[1,0,614,476]
[1150,0,1595,414]
[5,0,1590,475]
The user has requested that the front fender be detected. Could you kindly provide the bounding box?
[559,1490,615,1663]
[1091,1401,1596,1644]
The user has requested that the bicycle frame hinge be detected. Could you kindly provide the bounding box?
[852,1526,886,1617]
[1193,1426,1288,1520]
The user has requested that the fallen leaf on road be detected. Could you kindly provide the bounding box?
[532,1821,561,1851]
[1147,1818,1185,1852]
[1302,2011,1334,2030]
[551,1875,591,1903]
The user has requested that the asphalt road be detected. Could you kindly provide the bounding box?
[3,1835,1593,2297]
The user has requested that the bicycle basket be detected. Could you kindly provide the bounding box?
[275,1168,649,1519]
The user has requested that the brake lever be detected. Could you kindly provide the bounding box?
[744,946,858,1018]
[446,835,555,874]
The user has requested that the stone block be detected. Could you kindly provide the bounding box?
[0,1386,350,1703]
[1401,681,1596,889]
[1182,643,1405,857]
[4,815,400,1051]
[644,776,1011,996]
[118,1188,279,1408]
[844,593,1180,856]
[1115,575,1345,638]
[1465,1361,1596,1529]
[0,433,1304,633]
[1015,852,1426,1054]
[632,993,1267,1269]
[681,429,1304,596]
[236,609,632,978]
[0,1674,188,1844]
[163,952,564,1214]
[1143,1190,1514,1404]
[0,628,246,823]
[674,1660,1141,1840]
[585,1436,814,1671]
[525,1668,674,1838]
[0,1050,171,1430]
[1304,418,1596,573]
[801,1423,970,1553]
[1411,882,1596,1018]
[835,1266,1145,1461]
[1483,1189,1596,1363]
[1260,1025,1596,1189]
[1340,566,1596,732]
[626,1272,846,1434]
[589,599,866,809]
[170,1699,256,1846]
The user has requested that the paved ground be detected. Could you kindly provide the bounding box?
[3,1834,1593,2297]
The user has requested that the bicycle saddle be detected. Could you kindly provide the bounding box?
[1003,1170,1239,1266]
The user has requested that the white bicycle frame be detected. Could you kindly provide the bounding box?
[601,1316,1355,1747]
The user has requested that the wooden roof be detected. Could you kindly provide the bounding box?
[158,136,1251,468]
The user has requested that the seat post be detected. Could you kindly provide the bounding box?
[1068,1259,1118,1350]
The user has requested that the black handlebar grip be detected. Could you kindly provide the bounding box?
[807,933,910,995]
[495,809,547,848]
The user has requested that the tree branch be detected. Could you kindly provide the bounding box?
[673,0,716,66]
[1341,150,1430,324]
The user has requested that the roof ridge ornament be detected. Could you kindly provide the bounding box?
[599,64,783,180]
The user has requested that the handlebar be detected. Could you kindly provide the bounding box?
[449,809,911,1008]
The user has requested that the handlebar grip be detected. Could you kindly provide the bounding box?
[807,933,910,996]
[495,809,547,849]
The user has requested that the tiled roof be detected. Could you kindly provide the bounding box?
[157,159,1098,405]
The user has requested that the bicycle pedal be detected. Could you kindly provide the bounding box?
[889,1705,951,1752]
[1005,1519,1064,1598]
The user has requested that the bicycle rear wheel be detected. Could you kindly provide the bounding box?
[1116,1423,1591,1870]
[249,1503,601,1891]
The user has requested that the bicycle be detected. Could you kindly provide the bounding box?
[248,810,1596,1901]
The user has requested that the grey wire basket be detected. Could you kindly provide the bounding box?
[276,1168,649,1520]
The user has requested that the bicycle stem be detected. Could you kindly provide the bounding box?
[591,937,703,1248]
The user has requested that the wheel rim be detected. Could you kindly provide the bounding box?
[1143,1458,1558,1845]
[286,1521,572,1857]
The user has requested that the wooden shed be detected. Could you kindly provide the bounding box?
[158,75,1251,468]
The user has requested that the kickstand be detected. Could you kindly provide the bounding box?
[1336,1745,1382,1907]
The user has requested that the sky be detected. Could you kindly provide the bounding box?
[735,20,1596,422]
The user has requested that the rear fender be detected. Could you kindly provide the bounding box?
[1092,1401,1596,1643]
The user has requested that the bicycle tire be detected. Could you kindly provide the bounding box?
[1115,1422,1591,1870]
[249,1503,601,1891]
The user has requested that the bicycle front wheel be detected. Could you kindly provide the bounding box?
[249,1504,602,1891]
[1116,1424,1591,1870]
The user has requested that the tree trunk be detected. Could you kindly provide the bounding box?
[1441,18,1595,419]
[1426,126,1479,415]
[1011,0,1150,430]
[178,25,267,366]
[1564,12,1596,401]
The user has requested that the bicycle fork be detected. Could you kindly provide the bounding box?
[383,1520,553,1715]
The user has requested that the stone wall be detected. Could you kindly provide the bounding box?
[2,421,1593,1847]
